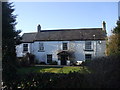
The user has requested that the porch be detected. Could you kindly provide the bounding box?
[57,51,73,65]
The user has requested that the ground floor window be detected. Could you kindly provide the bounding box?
[85,54,92,60]
[47,54,52,63]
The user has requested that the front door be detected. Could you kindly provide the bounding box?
[61,55,67,65]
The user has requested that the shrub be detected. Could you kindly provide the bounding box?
[39,62,46,65]
[18,53,35,67]
[3,55,120,88]
[2,72,85,89]
[28,53,35,65]
[34,59,39,64]
[49,61,58,65]
[82,55,120,88]
[19,56,29,67]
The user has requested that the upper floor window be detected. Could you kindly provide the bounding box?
[63,43,68,50]
[39,43,44,51]
[85,41,92,50]
[23,44,28,52]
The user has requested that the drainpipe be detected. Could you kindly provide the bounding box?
[93,35,96,57]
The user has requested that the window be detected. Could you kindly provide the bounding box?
[63,43,68,50]
[39,43,44,51]
[23,44,28,52]
[85,54,92,60]
[85,41,92,50]
[47,54,52,63]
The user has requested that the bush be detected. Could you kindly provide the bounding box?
[28,53,35,65]
[49,61,58,65]
[3,55,120,88]
[82,55,120,88]
[2,72,85,89]
[18,53,35,67]
[34,59,39,64]
[39,62,46,65]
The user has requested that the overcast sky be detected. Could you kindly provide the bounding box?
[12,2,118,36]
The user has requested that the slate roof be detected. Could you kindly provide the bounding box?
[21,32,37,43]
[21,28,107,42]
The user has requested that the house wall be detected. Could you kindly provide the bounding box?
[16,40,106,64]
[16,43,32,57]
[73,40,104,62]
[96,40,106,57]
[33,41,69,64]
[74,41,85,62]
[83,40,106,60]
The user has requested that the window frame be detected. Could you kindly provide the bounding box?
[85,41,92,50]
[23,44,28,52]
[63,42,68,50]
[47,54,52,63]
[38,42,44,52]
[85,54,92,60]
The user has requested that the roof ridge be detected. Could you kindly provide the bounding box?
[40,28,102,32]
[23,32,37,34]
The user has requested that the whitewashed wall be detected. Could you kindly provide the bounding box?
[96,40,106,57]
[16,40,106,64]
[33,41,70,64]
[16,43,31,57]
[74,41,85,62]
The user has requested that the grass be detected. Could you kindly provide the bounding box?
[17,66,90,74]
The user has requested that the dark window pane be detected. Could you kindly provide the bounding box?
[85,54,92,60]
[63,43,67,50]
[85,41,92,50]
[23,44,28,52]
[47,54,52,63]
[23,44,28,47]
[39,43,44,51]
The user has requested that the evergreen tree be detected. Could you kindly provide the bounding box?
[106,19,120,55]
[2,2,21,83]
[113,18,120,34]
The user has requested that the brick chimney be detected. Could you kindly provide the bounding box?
[102,21,106,31]
[37,24,41,32]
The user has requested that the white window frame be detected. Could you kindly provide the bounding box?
[63,42,68,50]
[85,54,92,60]
[23,44,28,52]
[85,41,92,50]
[39,42,44,51]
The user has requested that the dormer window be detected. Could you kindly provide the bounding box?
[63,43,68,50]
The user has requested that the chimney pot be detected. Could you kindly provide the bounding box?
[102,21,106,31]
[37,24,41,32]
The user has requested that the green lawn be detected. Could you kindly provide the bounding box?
[17,66,90,74]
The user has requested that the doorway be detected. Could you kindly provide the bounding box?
[61,55,67,65]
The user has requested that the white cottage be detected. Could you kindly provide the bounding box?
[16,22,107,65]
